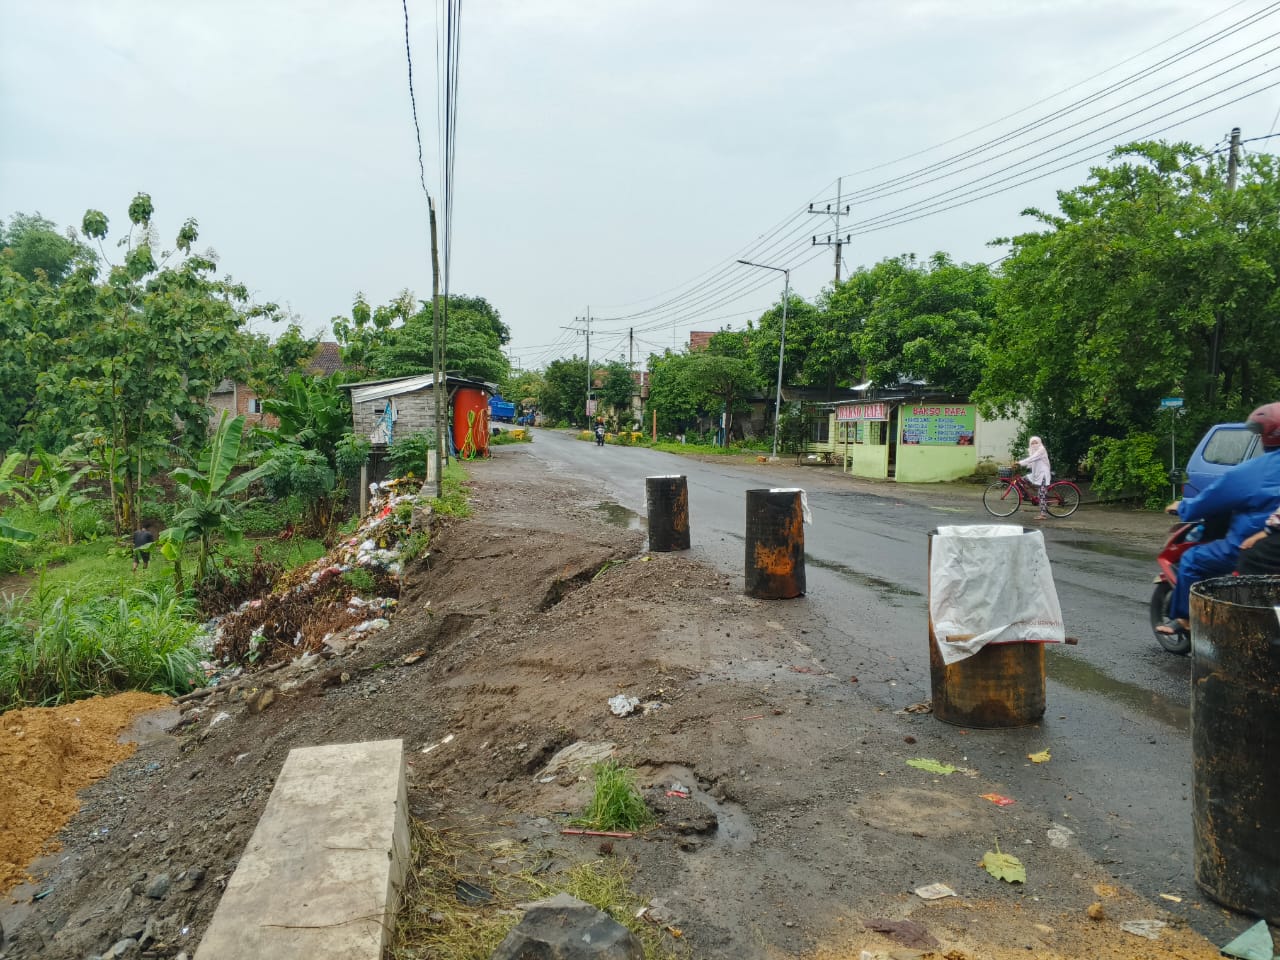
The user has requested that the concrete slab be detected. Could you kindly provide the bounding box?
[194,739,408,960]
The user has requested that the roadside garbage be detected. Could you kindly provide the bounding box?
[1046,823,1074,848]
[1119,919,1166,940]
[536,741,616,781]
[980,793,1015,806]
[608,694,640,717]
[906,758,956,775]
[666,781,691,799]
[1158,893,1182,903]
[454,879,492,904]
[913,883,956,900]
[979,841,1025,883]
[1027,749,1050,763]
[1221,919,1276,960]
[421,733,455,754]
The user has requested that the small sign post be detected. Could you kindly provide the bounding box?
[1161,398,1184,501]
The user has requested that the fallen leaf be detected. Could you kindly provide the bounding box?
[863,918,940,950]
[980,840,1026,883]
[980,793,1015,806]
[1027,749,1051,763]
[906,758,957,775]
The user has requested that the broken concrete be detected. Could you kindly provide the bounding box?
[489,893,643,960]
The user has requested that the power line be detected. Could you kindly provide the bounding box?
[401,0,433,206]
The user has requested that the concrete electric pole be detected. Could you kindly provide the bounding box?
[809,177,851,284]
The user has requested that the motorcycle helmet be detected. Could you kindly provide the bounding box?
[1246,402,1280,448]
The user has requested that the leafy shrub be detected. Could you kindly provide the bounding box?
[0,582,204,710]
[388,432,434,479]
[341,567,378,594]
[1085,432,1170,508]
[334,433,372,477]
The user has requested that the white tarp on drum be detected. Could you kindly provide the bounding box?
[929,524,1064,665]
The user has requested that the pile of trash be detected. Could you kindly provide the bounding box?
[209,481,427,669]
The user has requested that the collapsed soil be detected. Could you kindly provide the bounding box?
[0,448,1237,959]
[0,693,172,894]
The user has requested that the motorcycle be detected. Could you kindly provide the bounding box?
[1150,514,1229,655]
[594,427,605,447]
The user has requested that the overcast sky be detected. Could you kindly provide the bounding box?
[4,0,1279,370]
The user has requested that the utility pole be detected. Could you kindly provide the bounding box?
[562,308,592,425]
[809,177,851,284]
[1210,127,1243,395]
[1227,126,1242,191]
[430,197,445,499]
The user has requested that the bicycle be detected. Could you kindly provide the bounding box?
[982,466,1081,518]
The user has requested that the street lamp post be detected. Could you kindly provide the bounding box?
[736,259,790,460]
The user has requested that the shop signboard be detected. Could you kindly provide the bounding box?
[900,404,976,446]
[836,402,889,422]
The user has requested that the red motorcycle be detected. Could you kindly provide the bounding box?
[1150,515,1230,655]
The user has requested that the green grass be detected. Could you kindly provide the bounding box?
[575,760,655,833]
[390,820,680,960]
[431,461,472,518]
[0,581,204,710]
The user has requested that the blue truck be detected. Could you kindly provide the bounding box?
[489,394,517,423]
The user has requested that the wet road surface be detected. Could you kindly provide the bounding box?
[522,430,1222,934]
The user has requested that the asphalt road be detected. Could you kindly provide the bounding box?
[520,428,1233,936]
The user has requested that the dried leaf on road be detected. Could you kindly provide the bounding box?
[1027,749,1051,763]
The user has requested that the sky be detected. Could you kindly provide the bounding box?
[4,0,1280,372]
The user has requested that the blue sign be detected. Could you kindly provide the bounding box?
[1160,397,1184,409]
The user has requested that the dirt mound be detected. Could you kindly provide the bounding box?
[0,693,172,893]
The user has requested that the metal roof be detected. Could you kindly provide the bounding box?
[349,374,439,404]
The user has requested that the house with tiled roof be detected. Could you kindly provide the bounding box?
[209,341,345,427]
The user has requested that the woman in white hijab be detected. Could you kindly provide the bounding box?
[1018,436,1052,520]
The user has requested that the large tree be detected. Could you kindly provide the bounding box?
[0,212,94,285]
[20,194,271,530]
[975,140,1280,472]
[539,357,588,425]
[333,292,510,383]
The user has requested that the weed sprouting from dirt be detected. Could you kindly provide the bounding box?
[576,760,655,833]
[390,819,679,960]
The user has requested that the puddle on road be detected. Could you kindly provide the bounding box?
[644,763,756,850]
[595,501,642,530]
[1062,539,1151,563]
[1047,648,1189,731]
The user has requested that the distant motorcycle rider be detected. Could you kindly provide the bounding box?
[1158,402,1280,634]
[594,422,606,447]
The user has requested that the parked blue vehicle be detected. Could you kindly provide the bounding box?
[489,394,517,423]
[1182,422,1263,498]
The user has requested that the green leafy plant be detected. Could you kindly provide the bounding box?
[32,447,92,545]
[0,581,203,709]
[388,432,434,479]
[575,760,654,833]
[341,567,378,594]
[1084,432,1169,508]
[980,838,1026,883]
[167,411,273,586]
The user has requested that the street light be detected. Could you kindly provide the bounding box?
[736,259,790,460]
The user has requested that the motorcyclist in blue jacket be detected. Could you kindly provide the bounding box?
[1157,402,1280,635]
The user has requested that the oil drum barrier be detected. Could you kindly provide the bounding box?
[1189,576,1280,923]
[744,488,805,599]
[926,528,1046,728]
[645,475,690,552]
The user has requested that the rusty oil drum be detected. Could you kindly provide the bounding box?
[744,489,805,599]
[926,529,1046,728]
[646,475,690,552]
[1189,576,1280,923]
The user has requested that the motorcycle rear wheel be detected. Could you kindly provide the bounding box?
[1149,581,1190,655]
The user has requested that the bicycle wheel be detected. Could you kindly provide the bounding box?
[983,480,1021,517]
[1045,481,1081,518]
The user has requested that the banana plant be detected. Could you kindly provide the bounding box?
[167,411,272,585]
[32,448,92,545]
[0,451,35,543]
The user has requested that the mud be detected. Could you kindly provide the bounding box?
[0,450,1233,959]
